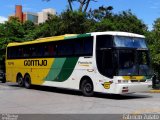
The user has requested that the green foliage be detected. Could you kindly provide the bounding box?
[145,18,160,77]
[59,11,90,34]
[90,10,147,34]
[87,6,113,21]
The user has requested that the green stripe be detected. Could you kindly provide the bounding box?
[77,33,91,38]
[44,58,66,81]
[64,33,91,40]
[44,33,90,82]
[54,57,79,82]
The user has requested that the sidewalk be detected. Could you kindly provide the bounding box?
[149,89,160,93]
[149,84,160,93]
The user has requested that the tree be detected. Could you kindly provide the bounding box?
[5,17,25,40]
[23,20,36,40]
[87,6,113,21]
[153,18,160,33]
[0,17,25,60]
[37,10,93,36]
[145,18,160,77]
[90,10,147,34]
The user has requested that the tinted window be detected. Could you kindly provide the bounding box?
[74,39,84,55]
[57,41,74,57]
[114,36,147,48]
[96,50,114,78]
[84,37,93,56]
[96,35,113,50]
[7,36,93,59]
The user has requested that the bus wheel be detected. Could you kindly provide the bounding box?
[24,74,32,89]
[17,75,24,87]
[81,79,94,97]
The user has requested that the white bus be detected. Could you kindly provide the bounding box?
[6,31,153,96]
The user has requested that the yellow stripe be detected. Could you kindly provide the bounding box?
[149,90,160,93]
[80,64,90,67]
[7,34,77,47]
[123,76,145,80]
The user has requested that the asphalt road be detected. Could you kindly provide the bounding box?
[0,82,160,114]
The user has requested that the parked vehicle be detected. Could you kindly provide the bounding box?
[0,71,6,83]
[0,57,6,83]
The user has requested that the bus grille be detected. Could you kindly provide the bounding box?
[131,79,146,82]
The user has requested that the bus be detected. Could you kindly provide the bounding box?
[6,31,153,96]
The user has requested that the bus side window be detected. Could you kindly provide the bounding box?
[74,40,83,56]
[57,41,74,57]
[49,45,56,57]
[84,37,93,56]
[31,47,36,57]
[64,42,74,56]
[23,47,29,57]
[11,48,15,59]
[7,47,13,59]
[36,46,42,57]
[18,47,23,58]
[39,45,45,57]
[44,45,49,57]
[96,50,114,78]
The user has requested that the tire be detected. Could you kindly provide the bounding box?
[81,79,94,97]
[17,75,24,87]
[24,74,32,89]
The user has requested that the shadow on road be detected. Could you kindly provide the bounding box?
[6,83,152,100]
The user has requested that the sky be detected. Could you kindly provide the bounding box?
[0,0,160,30]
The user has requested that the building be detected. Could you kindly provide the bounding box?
[15,5,23,22]
[23,12,38,24]
[10,5,56,24]
[38,8,56,24]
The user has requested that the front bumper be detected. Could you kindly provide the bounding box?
[115,82,152,94]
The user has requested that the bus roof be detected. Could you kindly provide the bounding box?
[7,34,77,47]
[90,31,145,38]
[7,31,145,47]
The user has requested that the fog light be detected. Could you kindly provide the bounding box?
[123,87,128,89]
[118,80,121,83]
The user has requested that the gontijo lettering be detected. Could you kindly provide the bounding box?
[24,60,47,66]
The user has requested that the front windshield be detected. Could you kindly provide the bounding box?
[137,50,152,76]
[96,35,152,78]
[118,50,138,76]
[118,50,152,76]
[114,36,147,48]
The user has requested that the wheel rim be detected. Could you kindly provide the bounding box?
[25,77,30,88]
[18,77,23,86]
[84,83,92,93]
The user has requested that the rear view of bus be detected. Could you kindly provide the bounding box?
[95,32,153,94]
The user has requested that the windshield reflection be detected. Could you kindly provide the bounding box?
[118,50,152,76]
[118,50,138,76]
[96,35,153,78]
[114,36,147,48]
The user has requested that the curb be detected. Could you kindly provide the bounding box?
[149,89,160,93]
